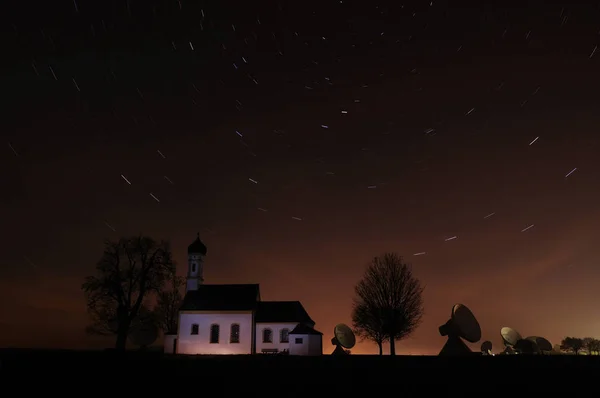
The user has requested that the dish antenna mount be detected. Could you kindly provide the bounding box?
[438,304,481,355]
[481,340,492,355]
[500,327,522,354]
[331,323,355,355]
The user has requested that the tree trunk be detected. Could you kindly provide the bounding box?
[377,341,383,355]
[388,310,396,356]
[115,316,131,351]
[115,306,130,351]
[115,328,128,351]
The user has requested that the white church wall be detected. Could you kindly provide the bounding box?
[289,334,308,356]
[178,311,253,355]
[307,334,323,355]
[163,334,177,354]
[255,322,298,354]
[289,334,323,356]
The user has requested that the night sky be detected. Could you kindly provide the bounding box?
[3,0,600,354]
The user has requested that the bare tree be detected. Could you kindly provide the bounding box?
[583,337,594,354]
[590,339,600,355]
[82,236,175,350]
[352,301,388,355]
[588,339,600,355]
[353,252,424,355]
[155,275,185,334]
[582,337,600,355]
[561,337,584,355]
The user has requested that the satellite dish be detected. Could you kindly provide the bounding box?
[515,338,538,354]
[500,327,522,347]
[481,340,492,355]
[438,304,481,355]
[331,323,355,355]
[527,336,552,353]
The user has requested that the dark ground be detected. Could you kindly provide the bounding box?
[0,349,596,393]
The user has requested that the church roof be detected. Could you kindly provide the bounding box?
[188,233,207,255]
[255,301,314,324]
[179,284,260,311]
[290,323,323,335]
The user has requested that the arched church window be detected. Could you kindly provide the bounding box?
[230,324,240,343]
[280,328,289,343]
[191,324,199,335]
[263,328,273,343]
[210,324,220,344]
[191,263,196,273]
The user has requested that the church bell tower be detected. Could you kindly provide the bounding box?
[186,233,207,293]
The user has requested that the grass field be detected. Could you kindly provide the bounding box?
[1,349,597,393]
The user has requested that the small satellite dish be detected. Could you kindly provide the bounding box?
[527,336,552,353]
[481,340,492,355]
[331,323,355,355]
[500,327,522,347]
[438,304,481,355]
[515,338,538,354]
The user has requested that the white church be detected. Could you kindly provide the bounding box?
[163,234,323,356]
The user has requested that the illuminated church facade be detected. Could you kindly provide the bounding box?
[163,234,323,356]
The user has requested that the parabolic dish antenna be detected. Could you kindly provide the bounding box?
[481,340,492,355]
[527,336,552,353]
[515,338,538,354]
[331,323,355,355]
[438,303,482,356]
[500,327,522,347]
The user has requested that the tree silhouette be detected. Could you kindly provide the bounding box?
[352,301,388,355]
[129,305,160,349]
[352,252,424,355]
[590,339,600,355]
[583,337,600,355]
[82,236,175,350]
[155,275,185,334]
[561,337,584,355]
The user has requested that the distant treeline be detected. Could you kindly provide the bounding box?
[560,337,600,355]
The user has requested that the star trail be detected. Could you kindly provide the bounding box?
[3,0,600,354]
